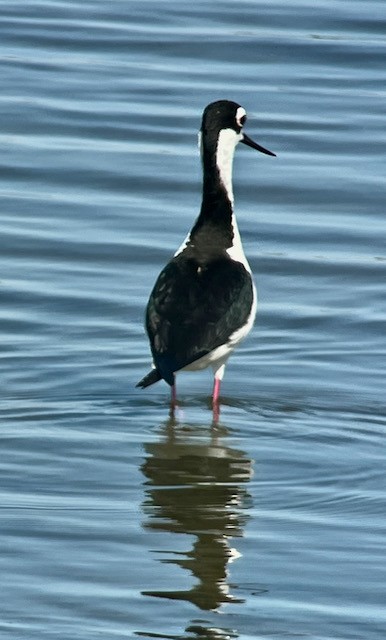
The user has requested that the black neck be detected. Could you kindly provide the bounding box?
[190,141,234,247]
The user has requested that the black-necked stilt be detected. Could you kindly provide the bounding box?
[137,100,275,420]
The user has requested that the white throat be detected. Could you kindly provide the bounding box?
[215,129,251,271]
[215,128,242,204]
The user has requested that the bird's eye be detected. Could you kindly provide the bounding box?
[239,115,247,126]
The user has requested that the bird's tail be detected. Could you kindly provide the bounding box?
[136,368,162,388]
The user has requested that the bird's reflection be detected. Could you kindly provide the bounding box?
[141,420,253,612]
[136,622,238,639]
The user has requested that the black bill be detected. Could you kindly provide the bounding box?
[241,133,276,157]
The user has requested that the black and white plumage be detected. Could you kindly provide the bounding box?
[137,100,275,419]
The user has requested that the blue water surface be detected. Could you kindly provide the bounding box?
[1,1,386,638]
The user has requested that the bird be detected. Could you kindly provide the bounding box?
[136,100,275,421]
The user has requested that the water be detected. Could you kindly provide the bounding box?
[1,1,386,638]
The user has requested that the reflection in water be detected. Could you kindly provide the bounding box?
[141,421,253,613]
[136,622,238,639]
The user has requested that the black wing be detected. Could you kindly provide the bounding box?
[145,254,254,384]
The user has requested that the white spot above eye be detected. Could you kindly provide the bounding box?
[235,106,247,128]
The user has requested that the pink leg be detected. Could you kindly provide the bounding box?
[171,382,177,406]
[169,378,177,417]
[213,377,221,403]
[212,377,221,423]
